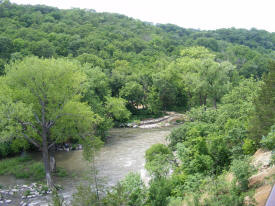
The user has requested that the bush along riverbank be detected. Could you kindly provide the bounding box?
[0,155,68,180]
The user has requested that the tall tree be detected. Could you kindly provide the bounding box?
[0,57,102,187]
[248,61,275,143]
[175,47,233,108]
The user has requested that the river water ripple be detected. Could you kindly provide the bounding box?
[0,126,177,205]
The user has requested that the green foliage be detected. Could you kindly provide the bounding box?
[0,155,68,180]
[0,1,274,203]
[51,189,65,206]
[260,125,275,150]
[172,47,234,108]
[0,57,103,186]
[152,66,187,110]
[72,184,101,206]
[249,61,275,143]
[0,141,13,158]
[146,86,162,114]
[187,106,218,123]
[0,155,44,179]
[223,45,269,78]
[145,144,173,178]
[231,157,255,192]
[120,173,147,206]
[0,56,101,143]
[0,1,272,120]
[242,138,257,155]
[170,170,187,197]
[148,178,172,206]
[167,197,183,206]
[55,167,68,178]
[103,184,128,206]
[167,77,261,181]
[202,175,252,206]
[207,135,231,174]
[120,81,144,111]
[177,139,213,174]
[104,173,147,206]
[180,172,256,206]
[167,121,213,149]
[105,96,131,122]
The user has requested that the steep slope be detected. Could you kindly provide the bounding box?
[249,149,275,206]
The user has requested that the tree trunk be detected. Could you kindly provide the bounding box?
[42,130,54,188]
[50,155,56,173]
[203,95,207,106]
[213,98,217,109]
[49,144,56,173]
[199,94,203,106]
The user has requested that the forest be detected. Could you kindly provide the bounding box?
[0,0,274,205]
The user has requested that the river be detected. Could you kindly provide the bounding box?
[0,126,177,205]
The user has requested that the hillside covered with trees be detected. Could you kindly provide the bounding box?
[0,1,274,206]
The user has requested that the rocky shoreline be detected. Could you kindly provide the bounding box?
[56,143,83,152]
[0,183,56,206]
[121,112,186,129]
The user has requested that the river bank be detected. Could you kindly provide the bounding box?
[123,111,186,128]
[0,125,180,205]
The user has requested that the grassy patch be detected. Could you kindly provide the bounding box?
[55,167,68,177]
[0,155,68,180]
[0,155,44,179]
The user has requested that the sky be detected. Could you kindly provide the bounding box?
[10,0,275,32]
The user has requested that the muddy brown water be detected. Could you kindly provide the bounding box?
[0,126,178,205]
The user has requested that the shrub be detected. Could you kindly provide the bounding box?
[167,121,212,149]
[260,125,275,150]
[120,173,147,206]
[72,184,100,206]
[145,144,173,178]
[167,197,183,206]
[242,138,256,155]
[51,189,65,206]
[148,178,172,206]
[104,173,147,206]
[230,157,255,192]
[187,106,218,123]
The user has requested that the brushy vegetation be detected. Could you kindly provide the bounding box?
[0,155,44,179]
[0,1,274,205]
[0,155,68,180]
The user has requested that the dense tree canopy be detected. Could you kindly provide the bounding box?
[0,57,103,186]
[0,1,274,204]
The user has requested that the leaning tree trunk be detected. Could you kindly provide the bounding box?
[42,129,54,188]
